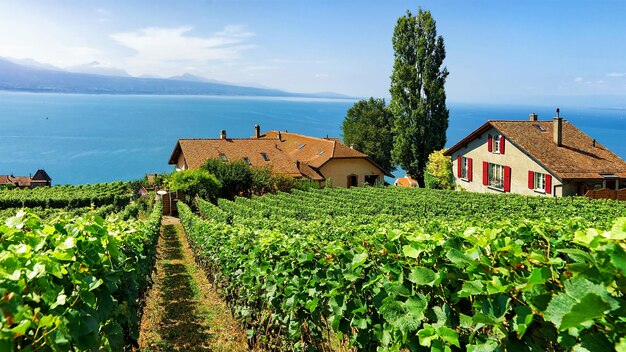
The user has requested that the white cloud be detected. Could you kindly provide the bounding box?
[607,72,625,78]
[315,73,329,79]
[574,76,584,82]
[110,25,255,76]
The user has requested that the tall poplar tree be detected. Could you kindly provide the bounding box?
[390,8,449,187]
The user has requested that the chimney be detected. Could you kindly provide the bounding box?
[254,124,260,138]
[529,113,537,122]
[553,108,562,146]
[220,129,226,139]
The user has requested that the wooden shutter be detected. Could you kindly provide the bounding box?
[500,136,505,154]
[487,134,493,152]
[504,166,511,192]
[457,156,462,177]
[467,158,473,181]
[545,174,552,194]
[482,161,489,185]
[528,171,535,189]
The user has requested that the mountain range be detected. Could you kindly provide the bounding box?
[0,57,350,99]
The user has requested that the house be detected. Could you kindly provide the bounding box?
[444,113,626,197]
[168,125,393,188]
[394,175,418,187]
[0,169,52,188]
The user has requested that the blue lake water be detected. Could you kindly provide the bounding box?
[1,91,625,185]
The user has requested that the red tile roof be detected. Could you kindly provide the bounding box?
[260,131,392,176]
[168,138,302,177]
[445,119,626,180]
[169,129,393,180]
[394,175,418,187]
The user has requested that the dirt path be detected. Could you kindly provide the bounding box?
[138,216,249,351]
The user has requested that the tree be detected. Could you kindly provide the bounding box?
[204,159,253,200]
[390,8,449,187]
[424,149,453,190]
[341,98,396,172]
[169,169,221,202]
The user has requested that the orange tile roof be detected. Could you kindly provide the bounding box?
[169,129,393,180]
[169,138,302,177]
[445,119,626,180]
[394,175,418,187]
[259,131,392,176]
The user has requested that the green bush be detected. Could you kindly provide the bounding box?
[204,159,253,199]
[424,149,453,189]
[169,169,221,202]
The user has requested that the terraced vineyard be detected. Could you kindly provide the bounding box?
[0,183,161,351]
[0,182,131,210]
[180,187,626,351]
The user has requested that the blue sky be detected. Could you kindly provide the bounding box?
[1,1,625,103]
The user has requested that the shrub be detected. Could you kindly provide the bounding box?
[424,149,453,190]
[203,159,253,199]
[169,169,221,202]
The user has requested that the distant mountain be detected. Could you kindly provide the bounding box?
[3,57,63,71]
[65,61,130,77]
[0,58,351,99]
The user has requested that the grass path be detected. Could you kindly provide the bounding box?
[138,216,249,351]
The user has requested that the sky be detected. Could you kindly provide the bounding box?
[1,0,625,104]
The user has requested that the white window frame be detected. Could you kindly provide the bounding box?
[534,172,546,192]
[493,135,501,154]
[488,163,504,189]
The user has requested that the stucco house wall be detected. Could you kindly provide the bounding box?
[319,158,384,188]
[450,126,564,196]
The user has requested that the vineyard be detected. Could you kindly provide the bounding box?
[179,187,626,351]
[0,182,162,351]
[0,182,131,210]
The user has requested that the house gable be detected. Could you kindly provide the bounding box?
[448,125,562,196]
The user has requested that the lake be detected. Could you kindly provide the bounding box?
[1,91,625,185]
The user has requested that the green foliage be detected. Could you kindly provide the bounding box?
[250,167,296,195]
[424,149,453,189]
[204,159,252,200]
[0,182,131,209]
[390,8,449,187]
[0,202,162,351]
[342,97,396,172]
[181,187,626,350]
[169,169,221,201]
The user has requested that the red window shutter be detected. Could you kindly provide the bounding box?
[528,171,535,189]
[545,174,552,194]
[482,161,489,185]
[457,156,462,177]
[500,136,505,154]
[467,158,473,181]
[487,134,493,152]
[504,166,511,192]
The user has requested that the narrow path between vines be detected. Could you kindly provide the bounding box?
[138,216,249,351]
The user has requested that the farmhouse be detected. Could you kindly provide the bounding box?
[0,169,52,188]
[444,113,626,197]
[168,125,392,188]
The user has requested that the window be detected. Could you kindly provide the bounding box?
[488,163,504,189]
[534,172,546,191]
[296,143,306,150]
[493,135,500,154]
[260,152,270,161]
[242,157,251,165]
[488,134,505,154]
[219,153,228,162]
[365,175,378,186]
[461,157,469,179]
